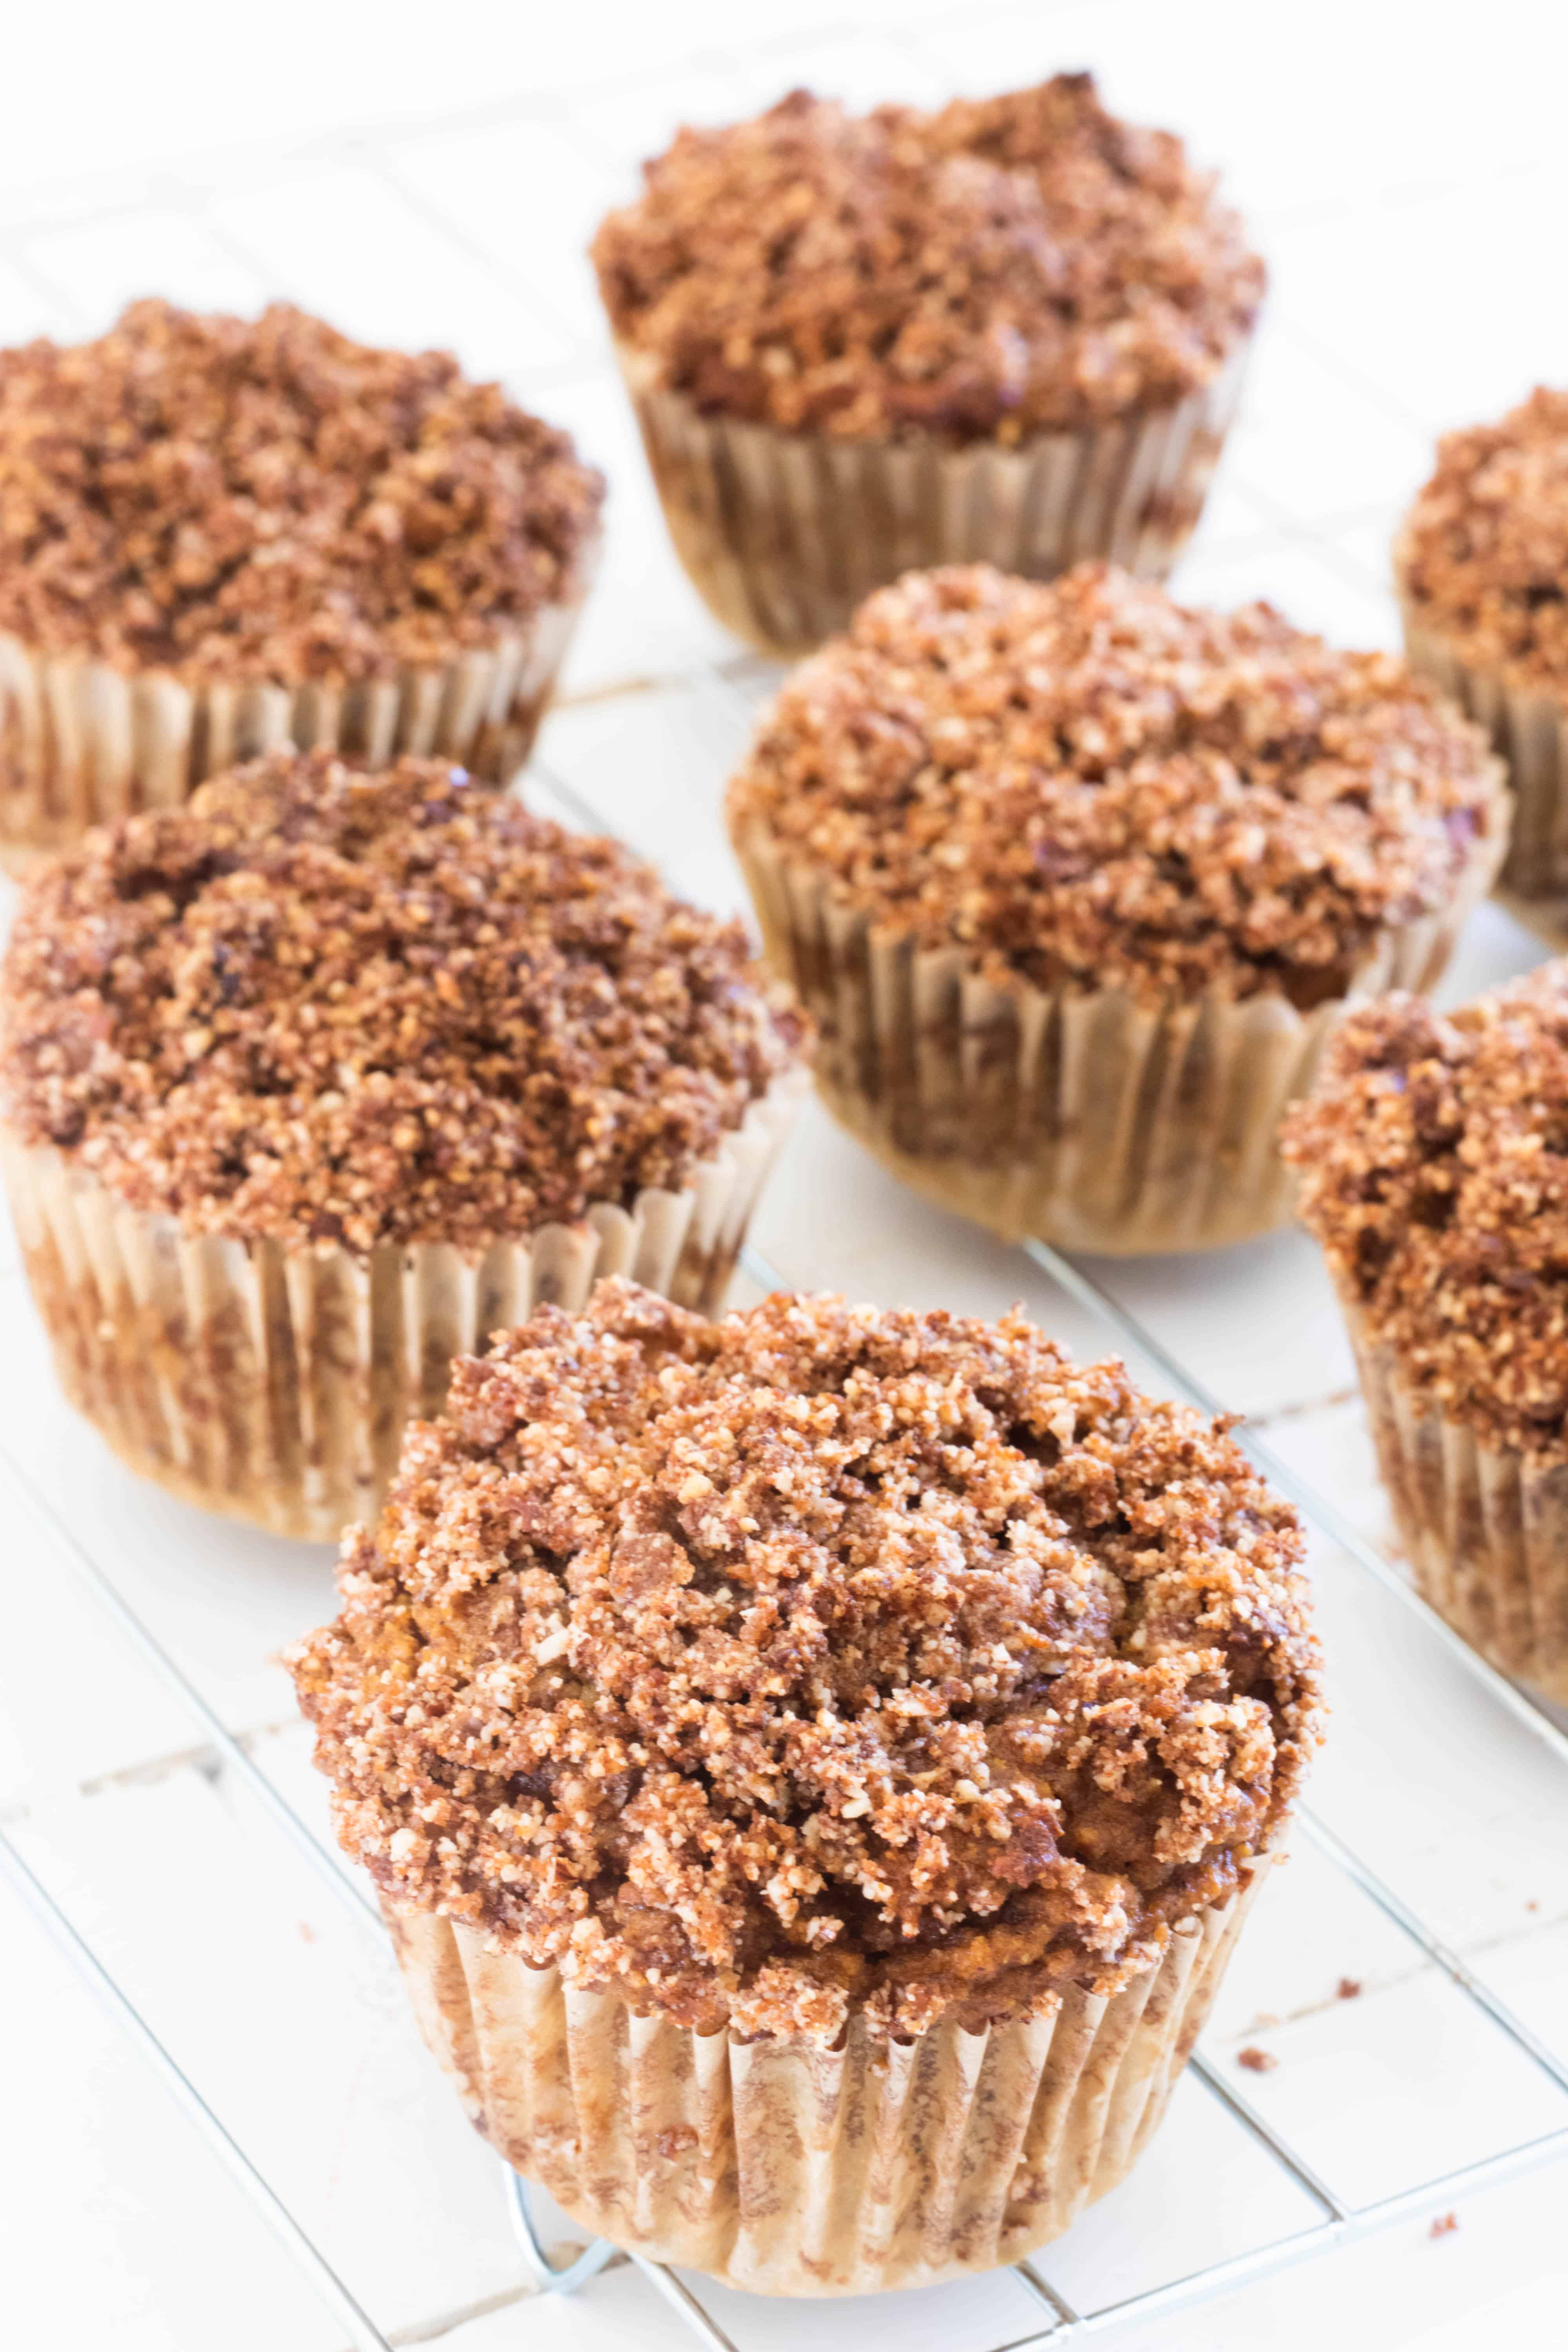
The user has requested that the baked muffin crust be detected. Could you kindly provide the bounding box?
[0,299,603,682]
[1285,964,1568,1461]
[728,563,1504,1007]
[290,1281,1321,2041]
[0,753,804,1253]
[1397,388,1568,691]
[592,77,1263,445]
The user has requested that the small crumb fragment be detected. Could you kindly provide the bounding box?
[1429,2212,1459,2240]
[1238,2045,1278,2074]
[1336,1976,1362,2000]
[298,1921,317,1944]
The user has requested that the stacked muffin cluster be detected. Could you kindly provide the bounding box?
[0,56,1560,2304]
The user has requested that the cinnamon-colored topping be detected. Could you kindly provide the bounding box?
[1285,964,1568,1461]
[727,564,1503,1007]
[0,300,603,682]
[289,1282,1321,2041]
[1397,389,1568,691]
[592,78,1263,443]
[0,754,804,1252]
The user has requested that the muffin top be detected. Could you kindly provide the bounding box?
[728,564,1503,1007]
[290,1281,1321,2042]
[592,77,1263,444]
[1397,387,1568,691]
[0,299,603,683]
[0,753,804,1253]
[1285,964,1568,1461]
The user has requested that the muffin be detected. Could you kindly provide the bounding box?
[0,299,603,869]
[289,1280,1322,2294]
[592,77,1262,657]
[726,563,1507,1256]
[0,754,806,1540]
[1396,388,1568,917]
[1285,967,1568,1703]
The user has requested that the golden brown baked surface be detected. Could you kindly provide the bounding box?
[290,1282,1321,2041]
[1285,964,1568,1460]
[0,300,603,682]
[1397,388,1568,691]
[0,753,804,1252]
[592,78,1263,443]
[727,563,1502,1007]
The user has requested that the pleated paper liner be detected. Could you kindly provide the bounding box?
[1398,592,1568,931]
[0,549,596,873]
[386,1858,1269,2297]
[0,1072,803,1543]
[732,820,1504,1256]
[1349,1320,1568,1706]
[615,338,1250,658]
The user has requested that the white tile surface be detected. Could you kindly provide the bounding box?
[3,6,1568,2350]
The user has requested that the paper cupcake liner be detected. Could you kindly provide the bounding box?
[0,1072,802,1542]
[732,823,1503,1255]
[1349,1321,1568,1705]
[0,551,597,872]
[1398,594,1568,921]
[616,340,1251,658]
[385,1859,1268,2297]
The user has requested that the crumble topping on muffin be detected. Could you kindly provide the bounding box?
[0,753,804,1252]
[290,1281,1321,2040]
[1397,388,1568,690]
[0,299,603,681]
[1284,964,1568,1460]
[592,77,1263,444]
[727,563,1503,1007]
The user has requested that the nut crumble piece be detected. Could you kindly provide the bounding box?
[290,1282,1323,2041]
[0,753,805,1253]
[727,564,1503,1007]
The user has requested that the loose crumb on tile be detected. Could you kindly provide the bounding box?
[1337,1976,1363,1999]
[1237,2045,1279,2073]
[1429,2212,1459,2240]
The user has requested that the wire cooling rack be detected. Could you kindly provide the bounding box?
[4,12,1568,2341]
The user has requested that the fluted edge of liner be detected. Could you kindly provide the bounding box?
[730,820,1503,1256]
[615,341,1250,658]
[385,1858,1270,2296]
[0,535,599,871]
[0,1067,805,1543]
[1347,1313,1568,1705]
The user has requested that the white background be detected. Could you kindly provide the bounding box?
[2,3,1568,2348]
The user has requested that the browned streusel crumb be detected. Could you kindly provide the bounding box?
[727,564,1503,1007]
[1237,2046,1279,2073]
[0,755,804,1252]
[1337,1976,1363,1999]
[289,1282,1323,2042]
[1397,389,1568,691]
[0,300,603,681]
[1429,2213,1459,2240]
[592,78,1263,444]
[1284,965,1568,1463]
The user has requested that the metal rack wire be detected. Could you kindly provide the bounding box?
[5,1204,1568,2352]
